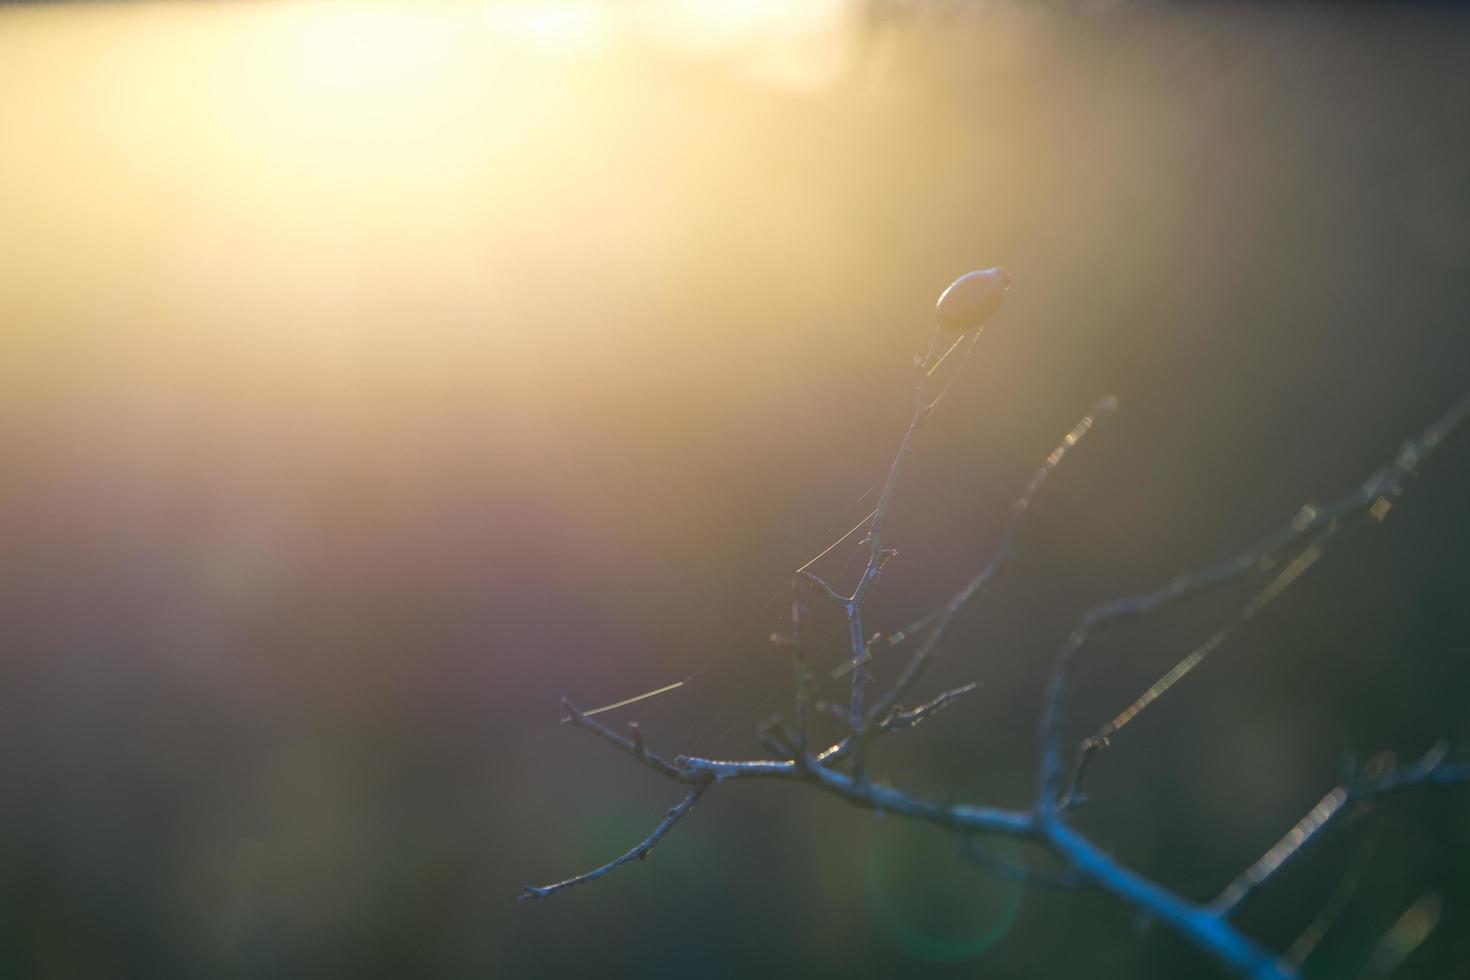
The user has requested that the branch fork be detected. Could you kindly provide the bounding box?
[524,294,1470,978]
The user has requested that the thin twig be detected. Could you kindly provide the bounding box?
[878,681,981,733]
[1063,526,1337,806]
[842,325,947,776]
[863,395,1118,728]
[1211,743,1469,917]
[787,579,814,755]
[1037,389,1470,817]
[560,699,690,783]
[519,781,709,901]
[528,305,1470,980]
[1282,832,1379,967]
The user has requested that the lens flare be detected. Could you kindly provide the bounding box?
[865,822,1025,962]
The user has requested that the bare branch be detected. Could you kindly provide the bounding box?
[796,569,846,608]
[1211,743,1470,917]
[864,396,1117,729]
[1282,833,1379,967]
[772,579,815,757]
[858,325,946,587]
[878,681,981,733]
[1063,526,1335,806]
[960,836,1086,889]
[844,598,871,758]
[666,752,1038,836]
[754,715,798,760]
[798,760,1036,836]
[560,698,690,783]
[1042,821,1294,980]
[1037,389,1470,816]
[527,272,1470,980]
[841,325,953,776]
[819,395,1115,772]
[519,782,708,901]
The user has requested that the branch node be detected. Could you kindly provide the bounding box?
[796,570,846,606]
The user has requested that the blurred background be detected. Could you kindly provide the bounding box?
[2,1,1470,977]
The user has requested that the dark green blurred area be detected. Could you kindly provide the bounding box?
[2,2,1470,978]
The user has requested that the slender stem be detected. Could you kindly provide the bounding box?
[866,396,1116,728]
[1282,834,1379,967]
[1063,526,1337,807]
[1211,745,1469,917]
[519,782,709,901]
[560,698,691,783]
[844,326,947,772]
[1042,821,1293,980]
[1037,388,1470,817]
[788,580,812,756]
[878,681,981,733]
[532,347,1470,980]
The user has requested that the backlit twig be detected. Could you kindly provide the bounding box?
[525,279,1470,980]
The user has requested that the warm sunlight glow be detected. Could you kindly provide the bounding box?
[479,0,856,84]
[483,2,620,58]
[287,5,464,95]
[5,1,1469,975]
[0,0,874,361]
[636,0,852,56]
